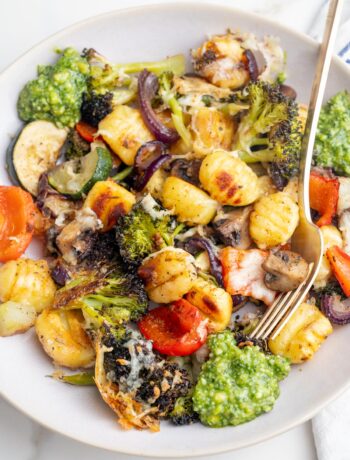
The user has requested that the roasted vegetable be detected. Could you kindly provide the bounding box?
[98,105,154,165]
[309,172,339,227]
[326,246,350,297]
[0,258,56,313]
[0,186,36,262]
[80,91,113,127]
[65,128,90,159]
[36,308,95,368]
[185,278,233,332]
[54,268,148,327]
[115,197,176,266]
[170,392,199,425]
[48,144,112,199]
[162,176,217,225]
[94,327,191,431]
[138,248,197,303]
[314,281,350,325]
[6,121,67,196]
[199,150,259,206]
[268,302,333,363]
[236,82,302,189]
[249,192,299,249]
[84,180,135,231]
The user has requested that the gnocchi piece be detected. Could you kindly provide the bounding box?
[249,192,299,249]
[36,309,95,369]
[191,33,250,89]
[314,225,343,288]
[84,180,135,231]
[199,150,260,206]
[144,168,168,201]
[0,301,37,337]
[283,177,299,203]
[191,107,235,157]
[257,175,277,197]
[138,248,197,303]
[0,258,56,313]
[186,278,233,332]
[98,105,154,165]
[268,302,333,363]
[162,176,217,225]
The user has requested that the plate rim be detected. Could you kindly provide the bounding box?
[1,1,350,457]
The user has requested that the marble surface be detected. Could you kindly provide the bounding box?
[0,0,331,459]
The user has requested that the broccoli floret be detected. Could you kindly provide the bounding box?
[84,48,185,106]
[116,197,179,267]
[314,91,350,176]
[101,328,191,417]
[80,91,113,127]
[65,128,90,159]
[236,81,302,189]
[170,393,199,425]
[17,48,89,128]
[54,266,148,327]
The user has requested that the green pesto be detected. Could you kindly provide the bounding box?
[192,330,290,428]
[314,91,350,175]
[17,48,89,128]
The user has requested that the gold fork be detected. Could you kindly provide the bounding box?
[251,0,344,341]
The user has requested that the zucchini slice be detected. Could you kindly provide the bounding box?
[6,121,68,196]
[48,145,113,199]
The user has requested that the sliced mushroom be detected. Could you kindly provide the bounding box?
[262,250,309,292]
[169,158,202,186]
[213,206,252,249]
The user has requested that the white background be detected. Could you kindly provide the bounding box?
[0,0,329,459]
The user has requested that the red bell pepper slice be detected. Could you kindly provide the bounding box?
[326,246,350,297]
[75,121,98,143]
[309,172,339,227]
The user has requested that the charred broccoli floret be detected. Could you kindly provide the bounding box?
[236,81,302,189]
[54,266,148,327]
[170,393,199,425]
[80,91,113,127]
[84,48,185,106]
[102,328,191,417]
[65,128,90,159]
[116,197,181,267]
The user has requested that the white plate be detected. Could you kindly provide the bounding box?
[0,2,350,457]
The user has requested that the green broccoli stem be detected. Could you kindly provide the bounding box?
[238,149,275,163]
[51,371,95,386]
[113,54,185,76]
[112,166,133,182]
[168,97,192,147]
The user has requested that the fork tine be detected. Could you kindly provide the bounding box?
[251,263,314,340]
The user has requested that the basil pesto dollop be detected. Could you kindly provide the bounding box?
[17,48,89,128]
[314,91,350,176]
[192,330,290,427]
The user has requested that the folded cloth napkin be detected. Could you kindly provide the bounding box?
[309,3,350,460]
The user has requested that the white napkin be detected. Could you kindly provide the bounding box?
[309,3,350,460]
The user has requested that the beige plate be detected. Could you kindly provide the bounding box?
[0,2,350,457]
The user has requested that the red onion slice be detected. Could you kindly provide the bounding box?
[321,293,350,325]
[138,69,179,144]
[134,140,168,171]
[184,237,223,286]
[134,154,171,192]
[243,50,260,82]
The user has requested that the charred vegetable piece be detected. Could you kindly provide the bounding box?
[65,128,90,159]
[7,121,67,196]
[115,198,175,267]
[326,246,350,297]
[170,392,199,426]
[75,121,98,143]
[262,250,309,292]
[95,327,191,431]
[0,186,36,262]
[80,91,113,127]
[213,206,252,249]
[138,299,208,356]
[133,141,170,192]
[316,282,350,325]
[48,145,112,199]
[309,172,339,227]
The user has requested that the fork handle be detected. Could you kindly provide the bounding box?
[298,0,344,220]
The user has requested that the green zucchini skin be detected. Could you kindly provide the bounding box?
[48,146,113,199]
[6,130,22,187]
